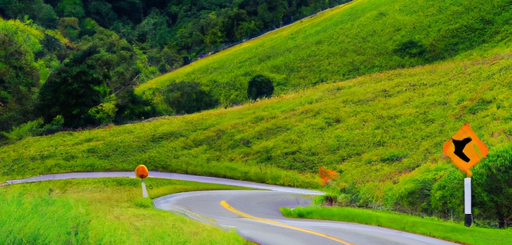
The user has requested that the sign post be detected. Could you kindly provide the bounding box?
[443,123,488,227]
[135,165,149,198]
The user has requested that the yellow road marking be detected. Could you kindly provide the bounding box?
[220,201,355,245]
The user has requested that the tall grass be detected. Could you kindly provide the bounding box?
[280,206,512,245]
[0,178,250,245]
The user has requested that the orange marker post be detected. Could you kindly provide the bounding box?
[135,165,149,198]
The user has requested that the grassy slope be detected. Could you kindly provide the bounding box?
[137,0,512,107]
[0,178,249,245]
[280,206,512,245]
[2,43,512,199]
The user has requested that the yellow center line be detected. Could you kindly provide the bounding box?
[220,201,355,245]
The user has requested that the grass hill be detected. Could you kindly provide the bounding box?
[2,0,512,222]
[137,0,512,109]
[2,42,512,215]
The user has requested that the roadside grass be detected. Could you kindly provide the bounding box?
[280,206,512,245]
[137,0,512,108]
[0,178,250,245]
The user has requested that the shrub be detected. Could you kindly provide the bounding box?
[3,119,44,141]
[319,166,338,186]
[114,88,156,123]
[41,115,64,135]
[247,75,274,100]
[88,100,117,125]
[162,81,218,115]
[473,145,512,228]
[393,40,427,58]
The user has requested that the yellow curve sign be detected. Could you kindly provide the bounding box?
[443,123,488,177]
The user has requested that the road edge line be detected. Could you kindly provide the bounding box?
[220,200,355,245]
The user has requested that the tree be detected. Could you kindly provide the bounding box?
[134,8,171,48]
[38,47,108,128]
[0,19,42,132]
[247,74,274,100]
[56,0,85,18]
[0,0,58,29]
[86,0,117,28]
[38,28,142,128]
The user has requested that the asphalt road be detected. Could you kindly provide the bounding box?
[5,172,458,245]
[154,190,458,245]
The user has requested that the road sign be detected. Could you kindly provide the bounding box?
[443,123,488,177]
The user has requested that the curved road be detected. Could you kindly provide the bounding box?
[5,172,458,245]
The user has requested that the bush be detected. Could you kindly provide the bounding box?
[162,81,218,115]
[473,145,512,228]
[3,119,44,141]
[1,115,64,142]
[393,40,427,58]
[114,88,156,123]
[88,100,117,125]
[247,75,274,100]
[430,169,464,220]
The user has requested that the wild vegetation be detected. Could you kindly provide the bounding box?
[0,0,351,136]
[0,178,250,244]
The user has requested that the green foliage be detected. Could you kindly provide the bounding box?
[38,47,107,128]
[41,115,64,134]
[394,39,427,58]
[79,18,100,37]
[247,74,274,100]
[0,19,42,132]
[85,0,117,28]
[38,28,146,128]
[1,115,64,143]
[87,100,117,126]
[56,0,85,18]
[430,169,464,220]
[134,9,172,48]
[2,119,44,141]
[0,0,59,28]
[281,206,512,245]
[114,88,156,123]
[162,81,219,115]
[58,17,81,40]
[473,145,512,228]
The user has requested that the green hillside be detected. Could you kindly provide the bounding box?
[3,41,512,218]
[137,0,512,109]
[2,0,512,226]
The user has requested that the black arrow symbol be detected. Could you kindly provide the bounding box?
[452,137,472,163]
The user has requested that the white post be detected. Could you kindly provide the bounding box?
[464,178,472,227]
[141,179,149,198]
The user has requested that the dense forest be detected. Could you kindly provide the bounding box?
[0,0,350,141]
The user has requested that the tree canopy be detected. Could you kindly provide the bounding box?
[0,0,351,138]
